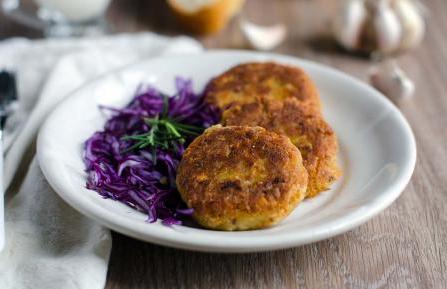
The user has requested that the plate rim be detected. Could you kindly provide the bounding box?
[36,50,417,253]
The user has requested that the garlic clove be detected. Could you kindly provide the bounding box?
[394,0,425,50]
[373,0,402,54]
[240,19,287,51]
[334,0,368,51]
[369,61,415,103]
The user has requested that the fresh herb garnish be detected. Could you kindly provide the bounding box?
[122,96,204,157]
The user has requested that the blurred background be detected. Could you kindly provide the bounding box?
[0,0,336,49]
[0,0,436,94]
[0,0,429,58]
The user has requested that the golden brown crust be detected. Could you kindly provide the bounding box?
[222,98,341,197]
[176,125,308,230]
[204,62,321,113]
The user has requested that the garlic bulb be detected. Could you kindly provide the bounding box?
[334,0,426,55]
[369,61,415,103]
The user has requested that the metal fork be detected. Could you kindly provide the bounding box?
[0,71,18,251]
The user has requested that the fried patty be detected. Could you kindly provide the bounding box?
[204,62,321,113]
[176,125,308,231]
[222,98,341,198]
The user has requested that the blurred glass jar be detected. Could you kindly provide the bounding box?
[2,0,111,36]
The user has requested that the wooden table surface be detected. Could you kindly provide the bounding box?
[1,0,446,288]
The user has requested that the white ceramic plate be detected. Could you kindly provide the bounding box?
[37,51,416,253]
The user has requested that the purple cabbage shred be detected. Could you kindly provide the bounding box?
[83,77,219,225]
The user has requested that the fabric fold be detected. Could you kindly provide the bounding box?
[0,33,203,289]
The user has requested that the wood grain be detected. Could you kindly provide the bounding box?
[1,0,446,288]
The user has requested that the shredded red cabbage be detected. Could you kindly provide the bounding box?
[83,78,219,225]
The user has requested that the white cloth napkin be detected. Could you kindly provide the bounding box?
[0,33,203,289]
